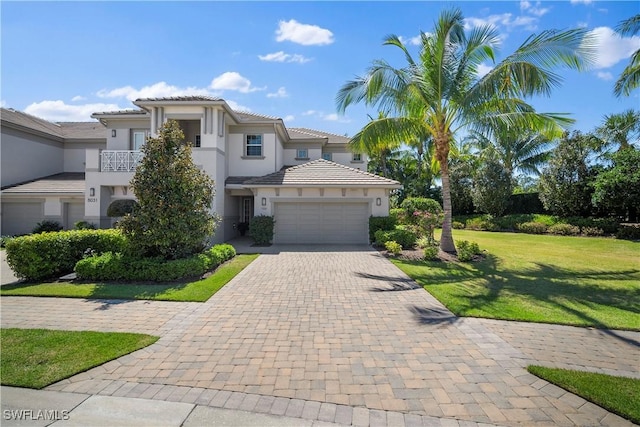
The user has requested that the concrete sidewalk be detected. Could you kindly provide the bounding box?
[1,247,638,426]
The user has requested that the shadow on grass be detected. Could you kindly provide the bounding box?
[395,254,640,333]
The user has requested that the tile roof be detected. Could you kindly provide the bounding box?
[58,122,105,139]
[92,109,148,116]
[135,96,223,102]
[243,159,400,187]
[225,176,258,186]
[1,108,64,138]
[235,111,281,121]
[2,173,85,194]
[288,127,351,144]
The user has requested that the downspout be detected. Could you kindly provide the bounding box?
[274,123,278,171]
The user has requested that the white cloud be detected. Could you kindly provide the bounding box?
[464,13,538,31]
[258,51,312,63]
[224,99,252,112]
[477,63,494,78]
[275,19,334,46]
[520,0,550,17]
[98,81,213,101]
[71,95,86,102]
[589,26,640,69]
[596,71,614,81]
[267,87,289,98]
[399,35,422,46]
[302,110,317,116]
[283,115,295,122]
[24,100,124,122]
[323,113,351,123]
[1,100,6,108]
[210,72,265,93]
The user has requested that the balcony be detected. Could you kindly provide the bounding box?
[101,150,143,172]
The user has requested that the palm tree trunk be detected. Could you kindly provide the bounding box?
[439,154,457,254]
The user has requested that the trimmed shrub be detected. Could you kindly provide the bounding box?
[563,217,620,235]
[0,236,13,248]
[374,229,417,249]
[75,244,236,282]
[32,220,62,234]
[249,215,274,245]
[74,221,96,230]
[456,240,481,262]
[452,221,465,230]
[465,216,499,231]
[582,227,604,237]
[423,246,439,260]
[384,241,402,256]
[389,208,405,224]
[616,224,640,241]
[492,214,534,231]
[517,222,548,234]
[416,236,430,249]
[548,223,580,236]
[399,197,443,216]
[369,216,396,242]
[106,199,138,217]
[5,229,127,281]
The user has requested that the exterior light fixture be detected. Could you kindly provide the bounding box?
[111,129,117,137]
[261,197,267,206]
[376,198,381,206]
[89,188,95,197]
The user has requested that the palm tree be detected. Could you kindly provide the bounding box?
[594,109,640,153]
[336,8,594,253]
[466,125,553,178]
[614,14,640,97]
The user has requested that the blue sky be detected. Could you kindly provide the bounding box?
[1,1,638,138]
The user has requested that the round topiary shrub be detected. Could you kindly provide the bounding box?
[32,220,62,234]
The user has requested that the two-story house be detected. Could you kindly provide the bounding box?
[2,96,400,244]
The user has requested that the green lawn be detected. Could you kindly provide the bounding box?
[1,328,158,389]
[392,230,640,330]
[528,366,640,424]
[0,254,259,302]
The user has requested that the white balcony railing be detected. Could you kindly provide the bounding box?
[101,150,143,172]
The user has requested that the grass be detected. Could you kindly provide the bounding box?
[528,366,640,424]
[392,230,640,330]
[1,328,158,389]
[0,254,259,302]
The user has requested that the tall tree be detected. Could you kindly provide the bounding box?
[337,8,594,253]
[119,120,217,259]
[614,14,640,97]
[592,147,640,222]
[594,109,640,153]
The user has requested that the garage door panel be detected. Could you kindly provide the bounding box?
[274,202,368,244]
[1,202,44,236]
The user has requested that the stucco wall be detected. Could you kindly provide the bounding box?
[1,127,64,186]
[227,126,278,176]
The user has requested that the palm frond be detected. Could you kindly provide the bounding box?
[616,14,640,36]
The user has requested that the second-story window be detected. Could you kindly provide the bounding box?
[132,131,146,151]
[245,135,263,157]
[322,153,332,161]
[352,153,362,162]
[296,149,308,159]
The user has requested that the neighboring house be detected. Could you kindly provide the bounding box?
[1,97,400,244]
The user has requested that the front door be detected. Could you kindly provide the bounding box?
[241,197,253,224]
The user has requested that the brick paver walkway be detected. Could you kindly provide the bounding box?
[1,247,638,426]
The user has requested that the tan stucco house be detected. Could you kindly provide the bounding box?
[1,97,400,244]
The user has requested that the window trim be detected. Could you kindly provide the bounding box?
[194,134,201,148]
[351,153,363,162]
[132,130,147,151]
[322,153,332,161]
[244,134,263,157]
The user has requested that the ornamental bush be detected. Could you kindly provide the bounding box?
[548,223,580,236]
[106,199,139,217]
[5,229,127,280]
[249,215,274,245]
[32,220,63,234]
[423,245,439,260]
[369,216,396,242]
[399,197,443,244]
[384,240,402,256]
[517,222,548,234]
[456,240,481,262]
[75,244,236,282]
[374,229,417,249]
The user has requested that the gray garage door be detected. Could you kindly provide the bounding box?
[65,202,85,229]
[274,202,368,244]
[1,202,43,236]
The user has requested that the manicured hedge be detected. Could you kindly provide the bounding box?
[374,229,417,249]
[74,244,236,282]
[6,229,127,281]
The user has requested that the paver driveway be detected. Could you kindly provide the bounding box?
[1,246,637,426]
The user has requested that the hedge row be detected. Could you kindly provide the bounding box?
[374,229,417,249]
[75,244,236,282]
[5,229,127,281]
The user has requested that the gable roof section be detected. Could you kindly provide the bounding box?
[243,159,400,188]
[288,127,351,145]
[1,108,64,139]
